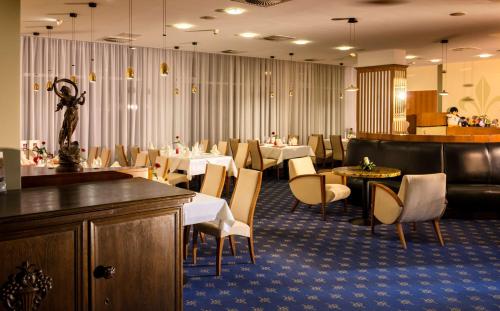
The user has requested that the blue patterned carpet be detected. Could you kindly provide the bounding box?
[183,179,500,311]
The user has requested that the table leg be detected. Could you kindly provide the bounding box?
[349,178,371,226]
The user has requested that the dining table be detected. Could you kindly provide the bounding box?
[162,152,238,179]
[259,144,315,164]
[332,166,401,226]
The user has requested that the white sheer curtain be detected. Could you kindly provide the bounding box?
[21,36,345,153]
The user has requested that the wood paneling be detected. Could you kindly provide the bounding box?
[447,127,500,135]
[406,90,438,115]
[356,64,407,135]
[416,112,447,127]
[358,132,500,143]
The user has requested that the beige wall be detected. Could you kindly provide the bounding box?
[407,59,500,120]
[0,0,21,189]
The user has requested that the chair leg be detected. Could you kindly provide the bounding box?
[432,219,445,246]
[229,236,236,256]
[321,203,327,221]
[276,166,280,181]
[342,199,347,213]
[412,222,417,231]
[371,215,375,235]
[247,235,256,264]
[290,199,300,213]
[192,227,199,264]
[396,223,407,249]
[186,181,190,190]
[225,176,230,197]
[200,232,205,243]
[216,237,225,276]
[183,225,191,260]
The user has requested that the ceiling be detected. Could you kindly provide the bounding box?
[21,0,500,66]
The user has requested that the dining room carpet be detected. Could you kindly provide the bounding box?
[183,179,500,311]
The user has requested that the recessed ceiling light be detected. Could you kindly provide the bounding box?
[335,45,354,51]
[293,39,311,45]
[223,7,246,15]
[173,23,194,30]
[478,53,493,58]
[450,12,466,16]
[430,59,441,63]
[405,55,418,59]
[239,32,259,38]
[349,52,357,57]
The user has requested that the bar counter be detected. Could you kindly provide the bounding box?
[357,132,500,143]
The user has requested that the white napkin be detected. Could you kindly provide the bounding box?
[80,161,88,168]
[148,142,156,150]
[192,143,200,155]
[289,137,298,146]
[110,161,121,168]
[210,144,220,155]
[92,157,102,169]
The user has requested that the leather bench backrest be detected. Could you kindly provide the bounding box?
[345,139,380,166]
[444,143,491,184]
[379,141,443,176]
[488,143,500,184]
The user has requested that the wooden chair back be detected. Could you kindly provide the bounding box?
[229,138,240,158]
[247,140,263,171]
[230,168,263,226]
[200,139,209,153]
[100,148,111,167]
[115,144,129,167]
[154,156,169,179]
[134,151,149,167]
[217,141,228,156]
[330,135,345,162]
[87,146,100,166]
[234,143,249,170]
[148,149,160,166]
[200,164,227,197]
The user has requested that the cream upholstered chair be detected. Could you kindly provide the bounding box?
[229,138,240,159]
[87,146,100,166]
[370,173,447,249]
[148,149,160,166]
[308,134,332,167]
[165,159,190,189]
[134,151,149,167]
[100,148,111,167]
[192,168,263,276]
[200,139,209,153]
[226,142,249,196]
[130,146,140,166]
[288,157,351,221]
[115,144,129,167]
[217,141,229,156]
[201,164,227,197]
[330,135,345,167]
[248,139,279,179]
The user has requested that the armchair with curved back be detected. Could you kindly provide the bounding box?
[217,141,229,155]
[308,135,332,167]
[288,157,350,221]
[330,135,345,167]
[226,142,249,196]
[370,173,447,249]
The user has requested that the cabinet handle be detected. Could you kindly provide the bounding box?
[94,265,116,279]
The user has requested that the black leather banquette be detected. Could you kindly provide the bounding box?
[344,139,500,218]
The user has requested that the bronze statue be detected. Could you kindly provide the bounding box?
[49,77,86,172]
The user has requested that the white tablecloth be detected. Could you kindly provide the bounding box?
[324,139,349,150]
[183,193,235,234]
[164,153,237,179]
[260,144,315,164]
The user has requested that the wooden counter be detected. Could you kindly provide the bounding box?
[21,166,150,188]
[357,132,500,143]
[0,178,194,310]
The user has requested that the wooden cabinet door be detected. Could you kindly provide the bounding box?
[90,209,181,311]
[0,223,84,311]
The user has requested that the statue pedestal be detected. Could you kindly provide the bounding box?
[57,142,82,173]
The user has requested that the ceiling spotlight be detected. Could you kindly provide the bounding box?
[450,12,466,17]
[439,90,449,96]
[336,45,354,51]
[293,40,311,45]
[349,52,357,57]
[405,55,418,60]
[430,59,441,63]
[223,7,246,15]
[478,53,493,58]
[173,23,194,30]
[239,32,259,38]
